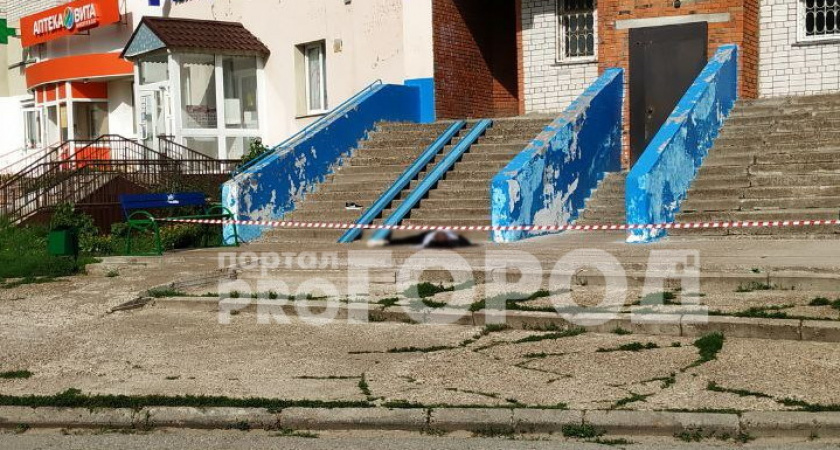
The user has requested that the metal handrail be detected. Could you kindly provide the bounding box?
[368,120,493,243]
[232,79,384,176]
[338,121,467,244]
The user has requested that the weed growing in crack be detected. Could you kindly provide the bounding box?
[358,374,373,399]
[561,423,604,439]
[514,327,586,344]
[735,282,774,293]
[376,297,400,308]
[0,370,33,379]
[597,342,659,353]
[612,392,652,409]
[685,332,725,369]
[472,425,516,439]
[275,428,319,438]
[386,345,457,354]
[707,381,772,399]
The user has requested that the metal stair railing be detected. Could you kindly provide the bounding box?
[158,136,240,174]
[232,79,384,176]
[368,119,493,243]
[338,121,467,244]
[0,136,180,223]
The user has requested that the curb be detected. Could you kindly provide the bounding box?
[1,406,840,438]
[150,297,840,343]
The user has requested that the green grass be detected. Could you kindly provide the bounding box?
[146,287,188,298]
[675,429,707,442]
[777,398,840,412]
[590,437,634,446]
[358,374,372,398]
[611,327,633,335]
[0,220,91,280]
[612,392,652,409]
[405,283,454,299]
[376,297,400,308]
[688,332,725,368]
[735,281,774,293]
[0,370,33,379]
[1,276,57,289]
[468,290,559,314]
[729,304,794,319]
[561,423,604,439]
[275,428,319,438]
[597,342,659,353]
[472,426,515,439]
[638,291,678,305]
[809,297,840,310]
[0,388,372,410]
[386,345,457,354]
[707,381,772,398]
[514,327,586,344]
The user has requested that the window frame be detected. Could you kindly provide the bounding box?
[556,0,598,64]
[303,41,328,114]
[798,0,840,43]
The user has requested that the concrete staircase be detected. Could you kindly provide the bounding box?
[673,94,840,237]
[259,117,553,244]
[575,171,627,227]
[260,121,459,243]
[387,117,552,238]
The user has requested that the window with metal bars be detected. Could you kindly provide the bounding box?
[803,0,840,39]
[557,0,596,61]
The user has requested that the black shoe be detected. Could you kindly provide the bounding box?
[345,202,363,210]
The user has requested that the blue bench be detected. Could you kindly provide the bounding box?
[120,192,239,256]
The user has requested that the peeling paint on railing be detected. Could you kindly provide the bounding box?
[222,84,425,243]
[490,69,624,243]
[625,45,738,243]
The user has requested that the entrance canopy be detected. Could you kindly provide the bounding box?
[121,17,270,60]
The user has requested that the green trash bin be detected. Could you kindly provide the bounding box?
[47,228,79,258]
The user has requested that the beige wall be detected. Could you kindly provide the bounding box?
[167,0,434,144]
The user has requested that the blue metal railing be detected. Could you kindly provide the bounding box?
[338,120,467,244]
[368,119,492,243]
[232,79,384,176]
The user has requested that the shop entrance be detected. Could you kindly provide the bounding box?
[432,0,521,118]
[138,88,171,154]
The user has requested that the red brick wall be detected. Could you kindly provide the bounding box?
[433,0,522,118]
[598,0,757,166]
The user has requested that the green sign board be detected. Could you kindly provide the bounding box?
[0,19,17,45]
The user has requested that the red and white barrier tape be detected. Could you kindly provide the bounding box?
[156,217,840,233]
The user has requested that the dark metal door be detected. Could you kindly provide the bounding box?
[629,22,708,166]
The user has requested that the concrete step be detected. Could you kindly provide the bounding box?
[670,224,840,237]
[304,190,387,202]
[683,196,840,212]
[677,208,839,223]
[389,197,488,211]
[376,122,458,133]
[757,151,840,165]
[689,176,751,190]
[426,189,491,201]
[408,178,490,191]
[702,153,756,167]
[405,207,489,220]
[686,185,840,201]
[697,165,750,177]
[402,217,491,226]
[750,173,840,187]
[259,230,344,243]
[751,161,840,175]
